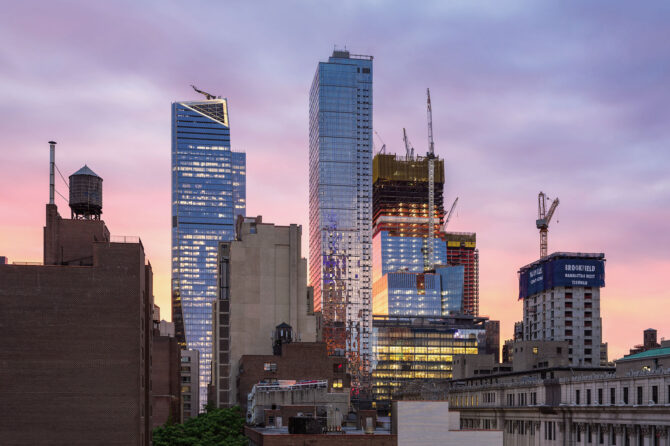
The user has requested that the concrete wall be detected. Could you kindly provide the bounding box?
[392,401,502,446]
[216,219,317,407]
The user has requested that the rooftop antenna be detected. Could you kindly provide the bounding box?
[48,141,56,205]
[190,84,217,100]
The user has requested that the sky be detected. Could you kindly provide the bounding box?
[1,0,669,360]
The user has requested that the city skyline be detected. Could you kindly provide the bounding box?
[1,1,669,361]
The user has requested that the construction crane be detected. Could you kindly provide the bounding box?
[442,197,459,232]
[426,88,436,269]
[374,130,386,154]
[191,84,217,100]
[402,128,414,160]
[536,192,559,259]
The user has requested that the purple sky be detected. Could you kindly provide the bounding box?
[1,1,669,359]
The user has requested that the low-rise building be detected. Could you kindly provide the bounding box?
[238,339,349,413]
[447,347,670,445]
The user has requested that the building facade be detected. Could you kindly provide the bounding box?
[180,349,200,421]
[448,348,670,446]
[371,315,486,410]
[309,49,374,384]
[0,202,153,445]
[519,252,606,367]
[171,96,246,409]
[444,232,479,315]
[211,217,317,408]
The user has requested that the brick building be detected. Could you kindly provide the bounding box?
[238,341,349,412]
[0,201,153,445]
[151,309,181,427]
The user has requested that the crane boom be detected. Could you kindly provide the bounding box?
[402,128,414,159]
[191,84,217,100]
[536,191,559,258]
[546,198,559,224]
[442,197,459,231]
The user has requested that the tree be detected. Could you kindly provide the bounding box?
[153,406,248,446]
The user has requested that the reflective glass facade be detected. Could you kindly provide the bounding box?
[372,272,441,316]
[308,50,373,382]
[372,231,446,282]
[171,99,245,411]
[436,265,464,314]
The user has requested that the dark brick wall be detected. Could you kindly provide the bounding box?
[238,342,348,409]
[151,332,181,427]
[0,214,152,445]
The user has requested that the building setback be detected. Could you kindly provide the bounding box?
[308,49,373,386]
[171,94,246,409]
[0,202,153,445]
[211,216,317,408]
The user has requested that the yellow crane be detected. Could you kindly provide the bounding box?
[536,192,559,258]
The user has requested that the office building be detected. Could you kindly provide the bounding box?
[519,252,606,367]
[448,347,670,445]
[180,349,200,421]
[443,232,479,315]
[308,49,374,384]
[171,93,246,409]
[0,160,152,445]
[371,314,487,410]
[211,216,317,408]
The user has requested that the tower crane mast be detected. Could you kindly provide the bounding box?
[536,192,559,258]
[425,88,436,270]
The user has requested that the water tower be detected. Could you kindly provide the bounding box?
[69,165,103,219]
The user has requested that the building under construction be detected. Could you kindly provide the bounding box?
[443,232,479,316]
[372,154,445,239]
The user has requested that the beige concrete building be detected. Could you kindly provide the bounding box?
[447,347,670,445]
[211,216,317,407]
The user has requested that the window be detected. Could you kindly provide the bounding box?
[332,379,343,389]
[545,421,555,440]
[652,385,658,404]
[610,388,615,406]
[264,362,277,372]
[333,362,344,373]
[637,386,643,405]
[623,387,629,404]
[598,388,603,405]
[576,389,581,405]
[533,347,539,355]
[587,389,592,405]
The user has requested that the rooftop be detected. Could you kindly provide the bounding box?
[618,347,670,362]
[519,251,605,273]
[71,164,100,178]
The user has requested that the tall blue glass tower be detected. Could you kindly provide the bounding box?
[309,49,373,386]
[171,96,245,410]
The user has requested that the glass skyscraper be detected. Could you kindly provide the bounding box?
[171,97,245,410]
[309,50,373,385]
